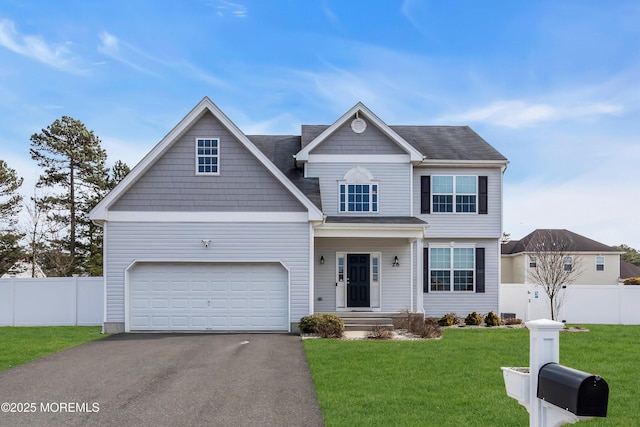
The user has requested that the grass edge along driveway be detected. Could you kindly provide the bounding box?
[0,326,104,372]
[304,325,639,427]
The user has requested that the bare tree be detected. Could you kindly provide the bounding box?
[526,230,583,320]
[22,187,50,277]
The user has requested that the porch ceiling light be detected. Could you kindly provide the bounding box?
[393,256,400,267]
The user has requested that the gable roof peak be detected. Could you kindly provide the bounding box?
[295,102,424,163]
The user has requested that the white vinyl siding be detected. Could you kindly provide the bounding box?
[104,222,309,326]
[308,163,411,216]
[414,167,503,239]
[423,239,499,317]
[314,238,411,312]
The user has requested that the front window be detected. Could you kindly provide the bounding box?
[430,247,474,292]
[339,184,378,212]
[196,138,219,175]
[563,256,573,272]
[596,256,605,271]
[432,176,477,213]
[529,256,537,268]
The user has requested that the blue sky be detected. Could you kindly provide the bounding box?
[1,0,639,248]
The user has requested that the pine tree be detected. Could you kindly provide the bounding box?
[30,116,108,276]
[0,160,25,276]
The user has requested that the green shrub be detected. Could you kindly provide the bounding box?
[484,311,501,327]
[464,311,483,326]
[624,277,640,285]
[316,314,344,338]
[438,312,459,327]
[299,315,320,334]
[299,313,344,338]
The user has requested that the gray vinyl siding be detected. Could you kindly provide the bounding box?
[307,163,412,216]
[111,112,305,212]
[423,239,500,317]
[414,166,503,238]
[104,222,310,325]
[314,238,412,312]
[310,120,407,155]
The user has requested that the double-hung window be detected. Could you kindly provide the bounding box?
[429,247,475,292]
[596,256,605,271]
[196,138,219,175]
[432,176,477,213]
[563,256,574,272]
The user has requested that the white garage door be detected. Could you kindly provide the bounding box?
[129,262,288,331]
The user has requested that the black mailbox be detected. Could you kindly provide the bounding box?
[537,362,609,417]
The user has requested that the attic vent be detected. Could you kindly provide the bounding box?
[351,112,367,134]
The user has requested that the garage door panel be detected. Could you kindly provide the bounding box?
[130,263,288,331]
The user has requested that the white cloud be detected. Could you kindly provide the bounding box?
[97,31,159,76]
[442,100,623,128]
[210,0,248,18]
[0,19,82,73]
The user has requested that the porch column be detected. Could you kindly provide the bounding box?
[416,237,424,313]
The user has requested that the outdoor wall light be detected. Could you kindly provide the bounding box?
[202,239,211,248]
[393,256,400,267]
[320,256,325,264]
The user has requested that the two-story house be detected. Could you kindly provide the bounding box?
[502,229,635,285]
[90,97,508,333]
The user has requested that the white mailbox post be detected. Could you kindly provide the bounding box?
[502,319,608,427]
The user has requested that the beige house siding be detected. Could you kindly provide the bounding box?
[502,252,621,285]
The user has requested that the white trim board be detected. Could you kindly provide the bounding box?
[103,211,310,223]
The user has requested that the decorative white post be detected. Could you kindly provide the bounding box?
[526,319,564,427]
[503,319,608,427]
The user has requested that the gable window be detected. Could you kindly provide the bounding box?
[596,256,605,271]
[429,247,475,292]
[431,176,477,213]
[563,256,574,272]
[338,167,378,213]
[196,138,219,175]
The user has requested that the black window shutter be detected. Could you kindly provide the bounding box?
[478,176,488,214]
[421,176,430,214]
[423,247,429,293]
[475,248,485,293]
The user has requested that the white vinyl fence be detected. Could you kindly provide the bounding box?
[0,277,103,326]
[501,283,640,325]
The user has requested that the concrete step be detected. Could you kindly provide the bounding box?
[341,317,394,332]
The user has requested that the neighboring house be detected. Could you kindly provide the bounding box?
[621,261,640,280]
[1,260,46,278]
[501,229,626,285]
[90,97,508,333]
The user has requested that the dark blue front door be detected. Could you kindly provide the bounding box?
[347,254,370,308]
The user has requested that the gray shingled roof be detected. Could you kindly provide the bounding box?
[325,216,427,225]
[621,261,640,279]
[247,135,322,210]
[501,229,621,254]
[301,124,507,161]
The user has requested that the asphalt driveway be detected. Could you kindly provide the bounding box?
[0,333,324,427]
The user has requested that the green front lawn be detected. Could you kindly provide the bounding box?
[304,325,639,427]
[0,326,104,372]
